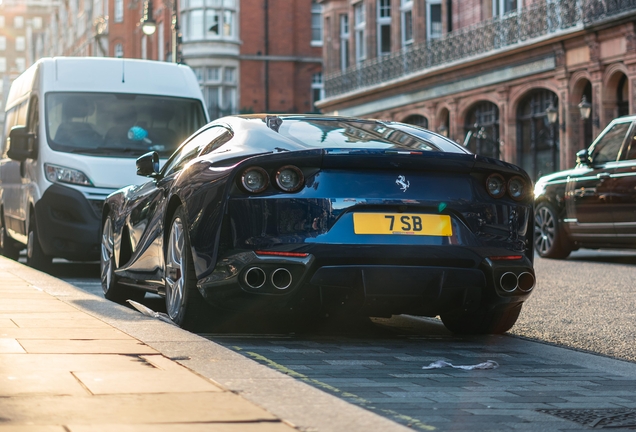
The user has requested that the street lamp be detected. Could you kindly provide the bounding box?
[545,101,558,125]
[140,0,157,35]
[438,124,448,137]
[578,96,591,120]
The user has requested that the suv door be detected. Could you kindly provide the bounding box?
[610,121,636,241]
[565,120,632,242]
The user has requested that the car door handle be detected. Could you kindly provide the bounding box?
[597,173,610,179]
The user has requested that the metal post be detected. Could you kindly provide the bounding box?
[171,0,180,63]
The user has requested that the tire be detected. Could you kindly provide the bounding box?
[26,215,52,271]
[164,206,211,330]
[534,202,571,259]
[441,304,523,335]
[0,211,21,261]
[101,215,145,304]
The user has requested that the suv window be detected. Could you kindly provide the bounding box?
[590,122,631,165]
[623,124,636,161]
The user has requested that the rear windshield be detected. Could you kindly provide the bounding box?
[45,92,207,157]
[275,118,465,153]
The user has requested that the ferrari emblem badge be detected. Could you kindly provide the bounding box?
[396,175,410,192]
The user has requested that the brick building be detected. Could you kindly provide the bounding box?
[318,0,636,180]
[38,0,323,120]
[0,0,54,131]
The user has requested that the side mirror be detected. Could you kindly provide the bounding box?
[576,149,591,166]
[7,126,37,161]
[136,151,160,177]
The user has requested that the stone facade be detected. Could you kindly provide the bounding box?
[318,0,636,180]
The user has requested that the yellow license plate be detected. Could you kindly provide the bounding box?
[353,213,452,236]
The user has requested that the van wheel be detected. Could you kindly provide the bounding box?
[0,213,21,261]
[27,216,52,271]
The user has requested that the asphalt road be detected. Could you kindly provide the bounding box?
[49,249,636,362]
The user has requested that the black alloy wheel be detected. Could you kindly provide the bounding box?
[0,211,21,261]
[534,202,571,259]
[26,214,52,271]
[441,304,523,335]
[101,214,145,304]
[164,206,210,330]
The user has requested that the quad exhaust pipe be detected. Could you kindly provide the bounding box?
[499,271,535,293]
[243,267,293,290]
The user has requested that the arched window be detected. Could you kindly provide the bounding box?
[464,101,500,159]
[403,114,428,128]
[516,89,559,181]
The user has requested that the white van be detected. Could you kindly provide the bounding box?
[0,57,209,269]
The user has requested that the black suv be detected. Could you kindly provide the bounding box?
[534,117,636,258]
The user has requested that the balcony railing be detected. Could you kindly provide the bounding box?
[325,0,636,99]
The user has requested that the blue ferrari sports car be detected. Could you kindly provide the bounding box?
[100,115,535,333]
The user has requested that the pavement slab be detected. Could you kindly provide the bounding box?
[18,339,159,354]
[0,338,26,353]
[66,423,296,432]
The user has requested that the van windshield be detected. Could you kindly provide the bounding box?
[45,92,207,157]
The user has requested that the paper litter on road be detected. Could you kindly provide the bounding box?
[127,300,176,325]
[422,360,499,370]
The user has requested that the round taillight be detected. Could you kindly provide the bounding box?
[275,165,304,192]
[508,176,526,201]
[486,173,506,198]
[240,167,269,193]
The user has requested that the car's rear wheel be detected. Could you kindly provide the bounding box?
[534,202,571,259]
[101,215,144,304]
[26,215,51,271]
[165,207,210,330]
[0,211,21,261]
[441,304,522,335]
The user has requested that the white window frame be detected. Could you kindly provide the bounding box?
[114,0,123,22]
[114,43,123,57]
[0,36,6,51]
[401,0,413,46]
[492,0,520,17]
[14,16,24,29]
[340,14,350,71]
[15,57,25,72]
[426,0,442,40]
[0,57,6,73]
[311,1,323,47]
[15,36,25,51]
[181,1,237,42]
[312,72,325,108]
[354,2,366,63]
[377,0,391,56]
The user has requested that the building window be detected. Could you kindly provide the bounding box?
[32,16,43,29]
[16,58,25,72]
[401,0,413,46]
[141,35,147,59]
[493,0,519,16]
[340,14,350,71]
[0,57,6,72]
[193,67,204,82]
[377,0,391,55]
[311,0,323,46]
[224,67,236,83]
[16,36,25,51]
[354,2,366,63]
[114,43,123,57]
[0,36,5,51]
[14,16,24,29]
[312,72,325,112]
[114,0,123,22]
[181,0,237,42]
[200,65,237,119]
[426,0,442,39]
[158,21,165,61]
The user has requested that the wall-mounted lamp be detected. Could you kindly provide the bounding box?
[545,102,558,125]
[140,0,157,35]
[578,96,591,120]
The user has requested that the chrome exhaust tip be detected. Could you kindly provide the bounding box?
[500,272,518,292]
[244,267,266,289]
[517,272,535,292]
[271,268,292,290]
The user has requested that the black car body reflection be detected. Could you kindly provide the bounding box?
[101,115,535,333]
[534,116,636,259]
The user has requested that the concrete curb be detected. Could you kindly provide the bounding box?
[1,257,412,432]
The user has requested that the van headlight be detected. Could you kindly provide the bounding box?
[44,163,93,186]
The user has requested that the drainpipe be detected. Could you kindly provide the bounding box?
[264,0,269,112]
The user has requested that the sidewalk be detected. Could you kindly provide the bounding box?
[0,257,409,432]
